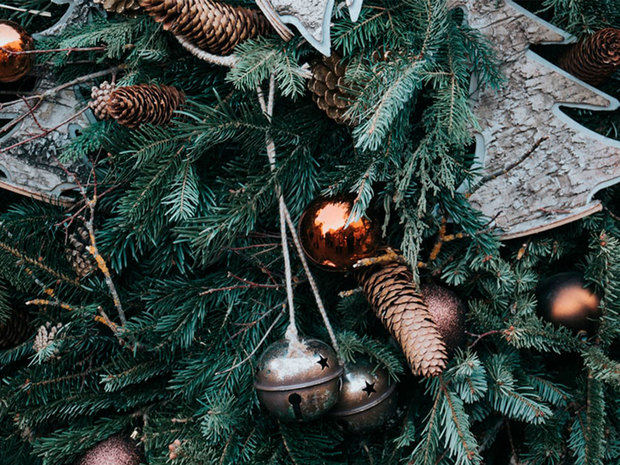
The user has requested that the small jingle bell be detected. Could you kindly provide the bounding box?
[254,338,343,422]
[331,360,397,431]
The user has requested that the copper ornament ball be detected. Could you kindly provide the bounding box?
[254,338,343,422]
[75,436,143,465]
[421,283,465,353]
[298,196,381,271]
[536,272,601,332]
[331,360,397,432]
[0,21,34,83]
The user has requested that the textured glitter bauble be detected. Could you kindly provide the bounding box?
[298,196,381,271]
[0,21,33,83]
[331,360,397,432]
[421,283,465,353]
[536,272,601,332]
[75,436,143,465]
[254,338,343,421]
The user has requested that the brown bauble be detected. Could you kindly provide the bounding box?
[536,272,601,332]
[299,196,381,271]
[0,21,33,83]
[420,283,465,353]
[75,436,143,465]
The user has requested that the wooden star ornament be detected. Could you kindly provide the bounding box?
[452,0,620,239]
[255,0,365,55]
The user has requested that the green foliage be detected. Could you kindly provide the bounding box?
[0,1,618,465]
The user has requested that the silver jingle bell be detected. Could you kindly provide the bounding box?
[254,338,343,422]
[331,360,397,431]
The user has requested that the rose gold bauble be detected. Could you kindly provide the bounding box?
[298,196,381,271]
[536,272,601,332]
[75,436,143,465]
[0,21,33,83]
[420,283,465,353]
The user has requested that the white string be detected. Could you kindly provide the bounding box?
[175,36,238,68]
[257,76,299,343]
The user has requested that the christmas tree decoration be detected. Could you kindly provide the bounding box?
[89,82,186,128]
[420,283,465,353]
[454,0,620,240]
[356,262,448,377]
[536,272,601,332]
[0,20,34,83]
[331,360,397,432]
[558,28,620,87]
[0,310,31,350]
[0,0,91,206]
[255,0,365,55]
[93,0,141,14]
[254,338,343,421]
[140,0,272,56]
[66,226,96,278]
[308,54,356,125]
[75,436,143,465]
[298,196,381,271]
[33,322,63,358]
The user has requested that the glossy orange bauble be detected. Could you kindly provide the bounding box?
[299,196,381,271]
[0,21,33,83]
[536,272,601,332]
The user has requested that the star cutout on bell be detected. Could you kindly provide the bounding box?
[362,381,376,396]
[317,355,330,370]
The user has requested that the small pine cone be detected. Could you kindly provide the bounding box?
[558,28,620,86]
[0,311,31,349]
[140,0,272,56]
[93,0,141,14]
[91,83,186,128]
[308,54,357,125]
[67,226,96,278]
[89,81,115,120]
[356,261,448,377]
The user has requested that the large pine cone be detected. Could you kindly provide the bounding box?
[308,54,357,125]
[66,226,96,279]
[90,82,186,128]
[558,28,620,86]
[356,261,448,377]
[93,0,141,14]
[140,0,272,56]
[0,311,31,350]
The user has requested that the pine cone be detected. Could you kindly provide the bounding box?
[356,261,448,377]
[558,28,620,86]
[93,0,141,14]
[0,311,31,349]
[90,82,186,128]
[308,54,357,125]
[66,226,96,278]
[140,0,272,56]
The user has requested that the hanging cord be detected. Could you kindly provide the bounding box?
[256,75,299,344]
[257,74,342,360]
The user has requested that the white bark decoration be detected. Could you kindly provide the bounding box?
[255,0,364,56]
[454,0,620,240]
[0,0,92,206]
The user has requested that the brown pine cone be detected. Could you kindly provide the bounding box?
[308,54,357,125]
[140,0,272,56]
[66,226,96,278]
[90,82,186,128]
[558,28,620,86]
[356,261,448,377]
[93,0,141,14]
[0,311,31,350]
